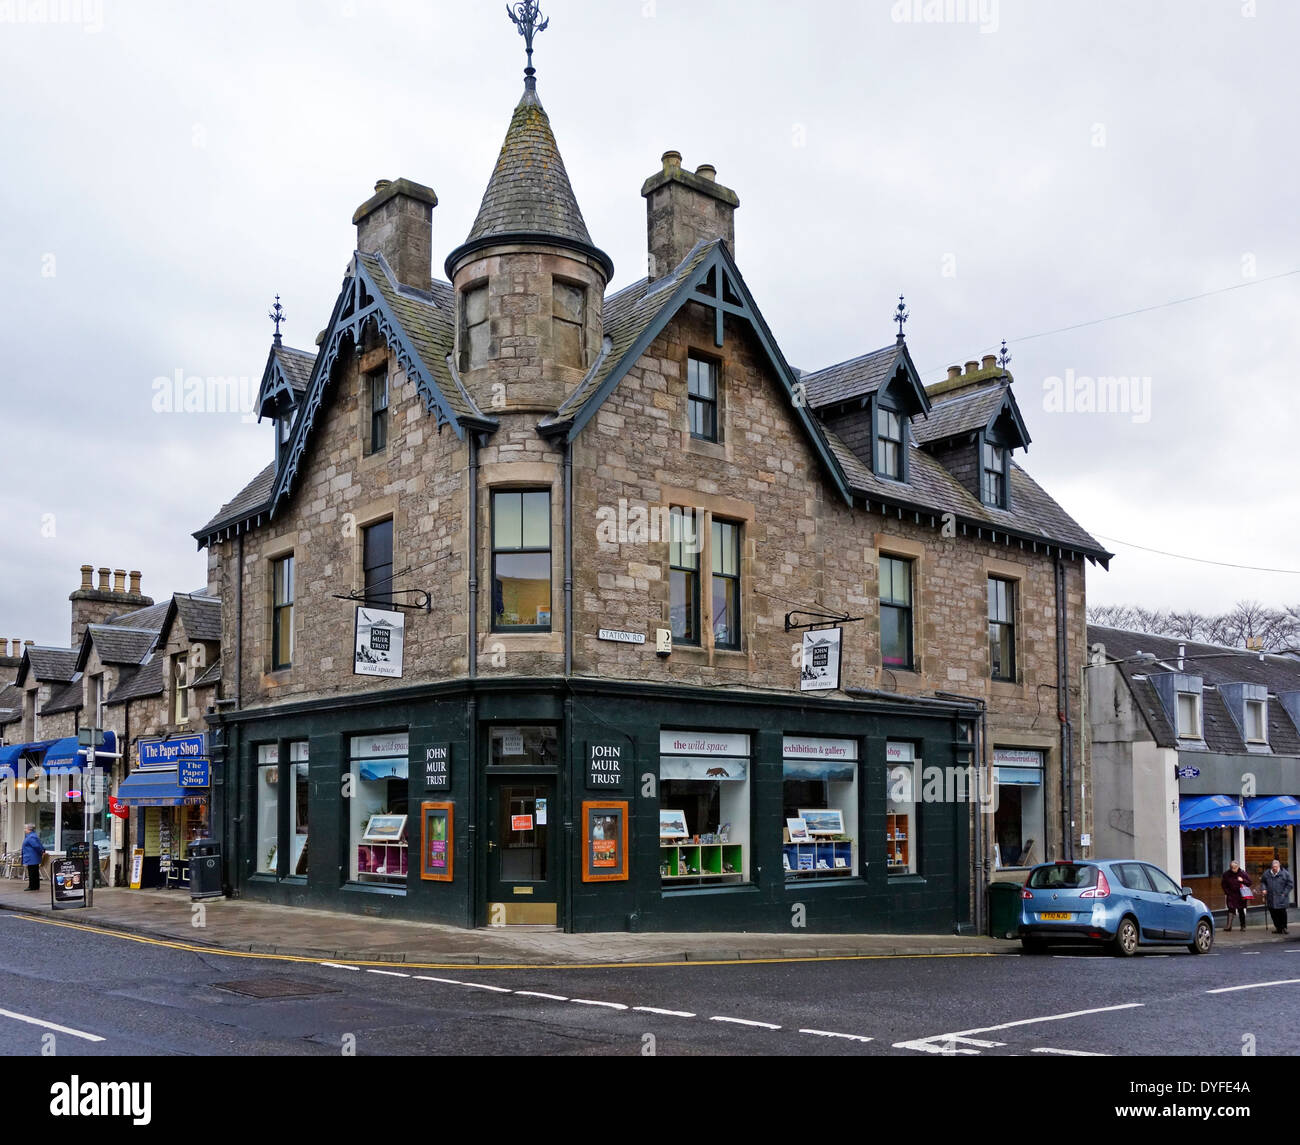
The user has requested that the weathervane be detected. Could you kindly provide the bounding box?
[268,295,286,346]
[506,0,549,86]
[894,294,909,342]
[997,338,1012,376]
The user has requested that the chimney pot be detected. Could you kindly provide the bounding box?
[374,179,392,193]
[97,568,111,592]
[129,571,142,595]
[24,640,34,648]
[695,164,717,182]
[79,565,93,590]
[11,639,19,656]
[965,360,980,376]
[947,365,962,380]
[662,150,682,172]
[982,354,997,371]
[113,569,126,594]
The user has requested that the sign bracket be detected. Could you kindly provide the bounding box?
[785,610,864,632]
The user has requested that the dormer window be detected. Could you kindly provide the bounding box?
[1245,698,1267,743]
[1177,691,1201,739]
[460,283,489,371]
[876,405,905,480]
[982,439,1009,508]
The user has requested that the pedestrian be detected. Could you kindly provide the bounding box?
[1260,858,1294,935]
[1220,859,1252,931]
[21,824,45,892]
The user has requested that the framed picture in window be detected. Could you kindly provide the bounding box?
[659,809,689,839]
[420,803,453,882]
[786,817,811,843]
[583,801,629,882]
[799,808,845,836]
[362,814,407,843]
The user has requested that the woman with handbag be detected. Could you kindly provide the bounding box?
[1221,859,1252,931]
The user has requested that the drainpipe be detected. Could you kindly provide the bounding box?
[564,439,573,678]
[468,432,479,680]
[1054,556,1074,861]
[466,432,480,928]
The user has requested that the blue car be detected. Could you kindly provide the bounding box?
[1019,859,1215,956]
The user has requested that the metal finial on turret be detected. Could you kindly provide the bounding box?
[894,294,909,343]
[268,295,286,346]
[507,0,549,88]
[998,338,1012,376]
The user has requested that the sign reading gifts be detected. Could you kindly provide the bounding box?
[139,734,207,768]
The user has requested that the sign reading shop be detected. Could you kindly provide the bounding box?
[587,742,628,790]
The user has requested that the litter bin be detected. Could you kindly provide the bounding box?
[189,839,224,901]
[988,881,1024,940]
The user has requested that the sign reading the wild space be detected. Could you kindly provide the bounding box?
[354,607,405,678]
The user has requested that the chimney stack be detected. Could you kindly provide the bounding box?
[113,569,126,594]
[642,151,740,282]
[129,570,142,595]
[352,177,439,291]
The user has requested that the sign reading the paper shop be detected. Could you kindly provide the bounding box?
[587,742,628,791]
[800,628,842,692]
[354,607,405,678]
[424,743,451,791]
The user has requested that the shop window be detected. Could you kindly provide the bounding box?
[992,748,1045,869]
[272,554,294,670]
[886,742,919,874]
[363,519,394,607]
[1177,692,1201,739]
[255,742,309,877]
[687,355,719,442]
[349,733,409,886]
[781,736,859,879]
[1245,699,1267,744]
[879,555,913,670]
[988,577,1016,682]
[367,369,389,455]
[460,283,489,370]
[711,518,741,650]
[669,507,701,645]
[1180,828,1226,880]
[489,725,559,767]
[492,490,552,631]
[659,730,751,886]
[553,279,586,369]
[1244,827,1293,903]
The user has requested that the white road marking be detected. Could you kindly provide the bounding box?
[894,1034,1003,1055]
[413,976,469,985]
[319,962,360,971]
[635,1006,696,1018]
[1033,1047,1107,1056]
[516,991,569,1002]
[1244,951,1262,955]
[570,999,628,1010]
[366,969,409,978]
[0,1007,104,1043]
[894,1002,1142,1055]
[459,983,513,993]
[710,1016,781,1030]
[799,1028,873,1043]
[1206,979,1300,994]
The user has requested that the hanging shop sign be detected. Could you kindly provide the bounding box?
[587,742,628,791]
[799,628,842,691]
[139,734,207,768]
[424,744,451,791]
[354,607,405,678]
[420,802,453,882]
[598,629,646,645]
[179,759,210,788]
[582,801,629,882]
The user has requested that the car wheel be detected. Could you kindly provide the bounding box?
[1021,937,1047,955]
[1188,919,1213,955]
[1112,916,1139,957]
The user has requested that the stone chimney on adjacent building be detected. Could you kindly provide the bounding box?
[642,151,740,282]
[926,352,1015,402]
[353,177,439,292]
[69,563,153,647]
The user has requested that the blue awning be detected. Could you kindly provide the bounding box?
[39,731,117,774]
[359,758,408,782]
[1180,795,1248,830]
[1245,796,1300,830]
[0,740,56,780]
[116,768,207,807]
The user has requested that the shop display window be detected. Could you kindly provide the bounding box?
[1180,828,1226,880]
[781,736,858,879]
[256,741,309,876]
[659,730,750,886]
[992,749,1045,869]
[886,743,918,874]
[349,733,409,886]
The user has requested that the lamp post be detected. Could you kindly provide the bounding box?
[77,727,121,908]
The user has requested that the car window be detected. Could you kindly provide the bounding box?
[1143,865,1182,896]
[1027,864,1098,890]
[1113,863,1154,892]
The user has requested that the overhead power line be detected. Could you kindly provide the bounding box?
[1094,534,1300,576]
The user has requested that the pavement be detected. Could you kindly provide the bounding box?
[0,879,1291,965]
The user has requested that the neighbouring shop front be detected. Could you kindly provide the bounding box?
[116,734,212,889]
[220,679,991,934]
[0,735,115,864]
[1177,790,1300,911]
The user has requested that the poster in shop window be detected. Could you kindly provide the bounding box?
[420,803,454,882]
[582,801,628,883]
[800,628,842,692]
[354,607,406,679]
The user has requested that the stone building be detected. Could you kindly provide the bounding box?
[195,24,1108,934]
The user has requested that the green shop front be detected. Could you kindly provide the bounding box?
[217,680,980,934]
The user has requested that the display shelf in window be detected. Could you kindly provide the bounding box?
[782,839,854,877]
[356,842,408,883]
[886,813,910,871]
[659,842,743,884]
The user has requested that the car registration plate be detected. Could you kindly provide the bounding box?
[1038,912,1071,920]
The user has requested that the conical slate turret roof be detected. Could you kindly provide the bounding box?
[446,82,613,279]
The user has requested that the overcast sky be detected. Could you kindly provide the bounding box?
[2,0,1297,648]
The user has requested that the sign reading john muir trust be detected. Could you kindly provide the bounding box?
[800,628,842,691]
[354,607,405,678]
[424,744,451,791]
[587,742,628,790]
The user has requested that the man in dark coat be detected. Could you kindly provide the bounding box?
[1221,860,1252,931]
[1260,858,1294,934]
[21,824,45,891]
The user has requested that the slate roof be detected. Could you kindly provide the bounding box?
[190,658,222,689]
[802,345,900,409]
[107,597,171,632]
[0,683,21,719]
[24,648,79,683]
[274,345,315,394]
[84,625,157,666]
[106,656,164,705]
[173,594,222,644]
[195,462,276,538]
[461,84,596,252]
[912,383,1009,445]
[41,677,83,715]
[1088,626,1300,756]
